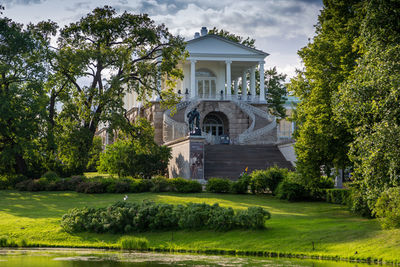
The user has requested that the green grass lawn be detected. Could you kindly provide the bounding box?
[0,190,399,263]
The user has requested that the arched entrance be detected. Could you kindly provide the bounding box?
[202,112,229,137]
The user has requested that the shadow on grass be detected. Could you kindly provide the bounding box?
[0,190,382,252]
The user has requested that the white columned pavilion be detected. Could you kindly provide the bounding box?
[259,61,266,102]
[226,60,232,100]
[190,59,196,99]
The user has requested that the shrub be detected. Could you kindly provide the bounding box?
[170,178,202,193]
[0,174,27,189]
[119,236,149,250]
[250,167,287,194]
[42,171,59,181]
[373,187,400,229]
[313,176,334,189]
[107,179,131,193]
[60,201,271,233]
[325,189,351,205]
[206,178,231,193]
[235,207,271,229]
[150,176,171,192]
[76,180,108,193]
[98,119,171,178]
[130,179,152,193]
[231,173,250,194]
[275,179,308,201]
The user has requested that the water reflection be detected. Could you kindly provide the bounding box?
[0,248,383,267]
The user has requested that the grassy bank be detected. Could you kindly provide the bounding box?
[0,190,399,264]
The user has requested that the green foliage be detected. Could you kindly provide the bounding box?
[325,189,351,205]
[231,173,250,194]
[119,236,149,250]
[0,16,50,177]
[265,67,288,118]
[289,0,362,187]
[0,174,27,189]
[250,167,288,194]
[99,119,171,178]
[208,27,256,48]
[275,179,308,202]
[332,0,400,214]
[150,176,171,192]
[169,178,203,193]
[373,187,400,229]
[206,178,232,193]
[60,201,270,233]
[86,136,102,172]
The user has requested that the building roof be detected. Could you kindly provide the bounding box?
[186,34,269,57]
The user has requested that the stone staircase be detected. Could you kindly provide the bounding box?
[204,144,293,180]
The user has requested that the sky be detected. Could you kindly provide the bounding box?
[2,0,323,79]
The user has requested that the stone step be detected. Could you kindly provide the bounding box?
[204,144,293,180]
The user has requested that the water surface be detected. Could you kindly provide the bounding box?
[0,248,382,266]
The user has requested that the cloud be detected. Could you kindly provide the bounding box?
[2,0,45,7]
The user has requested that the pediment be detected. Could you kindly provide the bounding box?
[186,35,268,57]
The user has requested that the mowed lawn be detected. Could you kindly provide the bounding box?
[0,190,399,262]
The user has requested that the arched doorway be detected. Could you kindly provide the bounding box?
[202,112,229,137]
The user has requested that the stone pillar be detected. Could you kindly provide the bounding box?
[234,79,238,99]
[250,66,256,101]
[190,59,196,99]
[242,71,247,98]
[259,61,266,102]
[226,60,232,100]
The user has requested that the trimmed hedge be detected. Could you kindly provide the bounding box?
[374,187,400,229]
[325,189,351,205]
[250,167,288,194]
[275,180,308,201]
[60,201,271,233]
[15,175,202,194]
[206,178,232,193]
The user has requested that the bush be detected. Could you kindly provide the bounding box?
[76,180,108,194]
[231,173,250,194]
[373,187,400,229]
[206,178,231,193]
[150,176,171,192]
[60,201,271,233]
[275,179,308,201]
[170,178,202,193]
[119,236,149,250]
[42,171,59,181]
[98,119,171,178]
[325,189,351,205]
[348,188,373,218]
[0,174,28,189]
[250,167,288,194]
[130,179,152,193]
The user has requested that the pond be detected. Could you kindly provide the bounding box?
[0,248,383,267]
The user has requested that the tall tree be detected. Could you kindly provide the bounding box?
[333,0,400,214]
[51,6,186,173]
[288,0,362,185]
[0,16,49,176]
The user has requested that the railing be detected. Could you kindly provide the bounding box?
[163,101,190,142]
[232,100,276,144]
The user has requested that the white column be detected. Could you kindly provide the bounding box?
[250,66,256,101]
[226,60,232,100]
[242,71,247,98]
[234,80,238,98]
[190,59,196,100]
[259,61,266,102]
